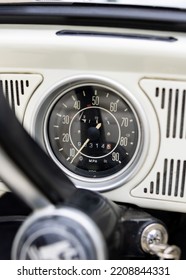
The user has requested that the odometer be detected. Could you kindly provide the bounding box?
[45,83,141,180]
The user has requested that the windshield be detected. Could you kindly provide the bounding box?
[1,0,186,9]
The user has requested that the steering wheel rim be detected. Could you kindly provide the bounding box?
[0,85,124,260]
[0,83,77,207]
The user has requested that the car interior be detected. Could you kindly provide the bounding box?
[0,0,186,260]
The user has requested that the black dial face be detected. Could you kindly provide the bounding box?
[46,84,140,178]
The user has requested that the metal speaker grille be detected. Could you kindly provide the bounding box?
[1,79,29,113]
[155,87,186,139]
[0,74,42,121]
[144,159,186,198]
[131,79,186,205]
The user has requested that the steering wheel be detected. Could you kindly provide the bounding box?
[0,86,181,260]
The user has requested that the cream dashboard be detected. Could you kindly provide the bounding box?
[0,23,186,213]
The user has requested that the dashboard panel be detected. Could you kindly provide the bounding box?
[0,24,186,213]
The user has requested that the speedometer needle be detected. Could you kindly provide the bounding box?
[70,123,102,164]
[96,123,101,130]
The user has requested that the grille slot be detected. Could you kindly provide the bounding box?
[181,161,186,197]
[180,90,186,138]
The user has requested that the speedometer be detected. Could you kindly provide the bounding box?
[45,82,141,182]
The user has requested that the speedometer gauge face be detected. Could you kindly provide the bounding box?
[46,84,140,179]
